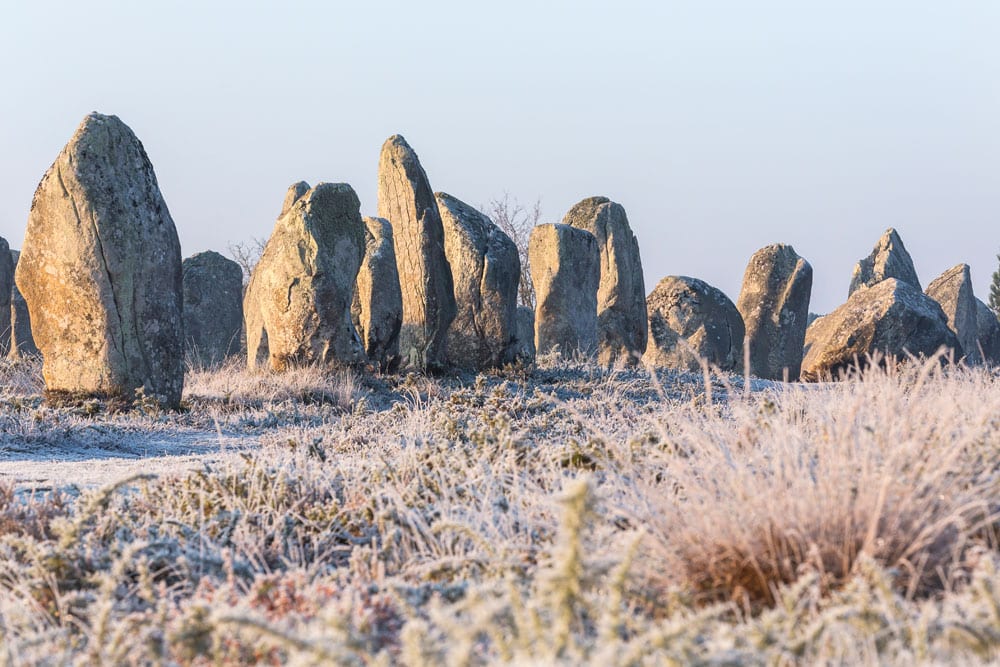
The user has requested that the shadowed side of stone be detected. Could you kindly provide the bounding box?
[802,278,960,381]
[736,244,812,380]
[562,196,647,366]
[16,112,184,407]
[8,250,38,358]
[529,224,599,357]
[245,182,367,371]
[974,299,1000,366]
[437,192,519,369]
[925,264,980,365]
[0,239,12,356]
[182,251,244,367]
[376,135,456,372]
[643,276,745,373]
[849,227,920,296]
[352,216,403,372]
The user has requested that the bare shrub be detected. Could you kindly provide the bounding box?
[228,237,267,285]
[485,193,541,310]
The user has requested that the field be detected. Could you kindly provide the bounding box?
[1,354,1000,665]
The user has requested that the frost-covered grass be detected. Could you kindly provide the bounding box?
[1,354,1000,664]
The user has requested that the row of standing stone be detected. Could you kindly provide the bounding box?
[9,113,989,408]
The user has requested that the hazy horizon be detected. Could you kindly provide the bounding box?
[1,1,997,313]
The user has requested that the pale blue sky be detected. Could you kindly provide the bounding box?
[1,1,997,312]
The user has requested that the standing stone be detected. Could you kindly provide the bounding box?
[16,113,184,407]
[736,244,813,380]
[352,216,403,372]
[9,251,38,358]
[562,197,647,366]
[529,224,599,356]
[974,299,1000,366]
[802,279,959,380]
[244,182,366,371]
[925,264,980,365]
[436,192,519,369]
[182,251,244,367]
[509,306,536,364]
[376,135,456,372]
[849,227,920,296]
[0,239,12,356]
[643,276,745,373]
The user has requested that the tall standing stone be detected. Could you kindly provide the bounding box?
[245,182,367,371]
[736,244,813,380]
[16,113,184,407]
[925,263,980,365]
[376,135,456,372]
[562,197,647,366]
[352,216,403,372]
[8,250,38,358]
[0,238,12,356]
[849,227,920,296]
[182,251,244,367]
[643,276,745,373]
[529,223,599,356]
[974,299,1000,366]
[802,279,959,380]
[436,192,519,369]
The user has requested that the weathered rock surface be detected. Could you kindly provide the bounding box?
[436,192,519,369]
[509,306,536,364]
[0,239,12,356]
[376,135,456,372]
[281,181,310,216]
[16,113,184,407]
[802,278,960,380]
[8,251,38,358]
[352,216,403,372]
[562,196,647,366]
[975,299,1000,366]
[736,244,812,380]
[245,182,366,371]
[849,227,920,296]
[925,263,980,365]
[643,276,745,372]
[529,224,599,356]
[182,251,244,367]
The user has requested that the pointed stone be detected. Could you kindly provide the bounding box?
[281,181,310,217]
[849,227,920,296]
[182,251,244,367]
[436,192,519,369]
[245,182,367,371]
[802,279,959,380]
[352,216,403,372]
[925,263,980,365]
[529,224,599,356]
[8,250,38,358]
[562,196,647,366]
[643,276,745,372]
[736,244,812,380]
[376,135,456,372]
[16,113,184,407]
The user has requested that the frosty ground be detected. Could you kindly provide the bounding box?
[1,354,999,665]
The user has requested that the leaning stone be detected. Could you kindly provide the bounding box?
[736,244,812,380]
[16,112,184,407]
[529,224,599,356]
[802,278,959,380]
[925,263,980,365]
[437,192,519,369]
[849,227,920,296]
[352,216,403,372]
[8,250,38,358]
[643,276,745,373]
[376,135,456,372]
[182,251,244,367]
[974,299,1000,366]
[245,182,366,371]
[562,197,647,366]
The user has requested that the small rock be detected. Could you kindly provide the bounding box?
[182,251,244,367]
[8,250,38,358]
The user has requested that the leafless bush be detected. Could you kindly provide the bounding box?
[229,237,267,285]
[485,193,541,310]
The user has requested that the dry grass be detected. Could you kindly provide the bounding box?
[0,353,1000,663]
